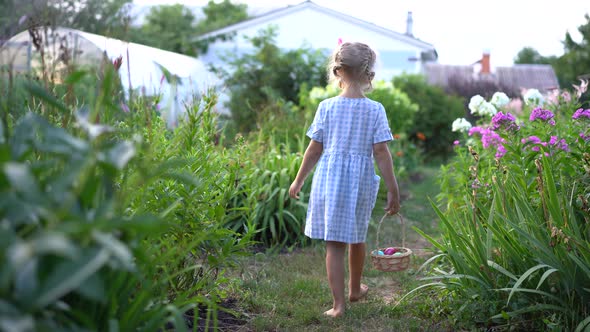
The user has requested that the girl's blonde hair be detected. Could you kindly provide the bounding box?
[328,42,377,91]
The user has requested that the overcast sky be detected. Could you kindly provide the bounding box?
[133,0,590,66]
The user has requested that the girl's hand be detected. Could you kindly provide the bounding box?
[289,180,304,199]
[385,191,401,215]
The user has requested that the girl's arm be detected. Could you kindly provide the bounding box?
[289,140,323,199]
[373,142,401,215]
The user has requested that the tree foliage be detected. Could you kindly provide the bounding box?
[514,14,590,87]
[195,0,248,35]
[130,4,197,55]
[211,27,328,133]
[0,0,132,40]
[129,1,248,55]
[514,47,556,65]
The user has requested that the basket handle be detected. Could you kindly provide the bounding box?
[376,213,405,249]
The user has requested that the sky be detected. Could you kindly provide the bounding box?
[133,0,590,67]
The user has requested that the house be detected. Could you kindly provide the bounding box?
[424,52,560,96]
[198,0,437,81]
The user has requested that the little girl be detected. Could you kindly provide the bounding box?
[289,42,401,317]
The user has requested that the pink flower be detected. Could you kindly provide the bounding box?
[529,107,555,125]
[573,79,588,99]
[572,108,590,120]
[522,136,542,145]
[495,145,507,158]
[120,102,129,113]
[453,140,460,145]
[491,111,519,131]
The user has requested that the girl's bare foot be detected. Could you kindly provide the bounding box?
[349,283,369,302]
[323,307,345,317]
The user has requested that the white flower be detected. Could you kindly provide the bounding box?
[573,79,588,99]
[468,95,485,115]
[479,101,498,116]
[523,89,544,106]
[491,92,509,108]
[452,118,472,132]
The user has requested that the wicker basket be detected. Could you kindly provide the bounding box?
[370,213,412,272]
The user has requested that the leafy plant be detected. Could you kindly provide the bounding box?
[0,111,189,331]
[410,85,590,330]
[392,73,465,160]
[211,26,328,134]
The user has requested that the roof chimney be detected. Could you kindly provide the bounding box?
[406,11,413,36]
[480,51,491,74]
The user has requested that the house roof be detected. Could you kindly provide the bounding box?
[424,63,560,93]
[197,0,435,51]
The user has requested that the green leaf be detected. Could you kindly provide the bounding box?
[506,264,552,305]
[25,82,68,114]
[490,303,569,320]
[99,141,136,170]
[0,300,20,315]
[0,315,35,332]
[0,117,5,144]
[3,162,42,201]
[537,268,558,290]
[31,233,78,258]
[35,248,110,308]
[92,231,134,271]
[64,70,88,85]
[575,315,590,332]
[14,259,38,302]
[487,260,517,281]
[76,273,106,303]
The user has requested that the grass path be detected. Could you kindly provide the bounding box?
[229,166,453,331]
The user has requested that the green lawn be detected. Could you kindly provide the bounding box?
[228,166,454,331]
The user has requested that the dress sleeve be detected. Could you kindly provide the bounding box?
[373,104,393,144]
[306,103,324,142]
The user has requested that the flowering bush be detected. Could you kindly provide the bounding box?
[418,82,590,330]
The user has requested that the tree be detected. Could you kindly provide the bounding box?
[131,4,197,55]
[0,0,132,40]
[514,47,555,65]
[129,1,248,55]
[559,13,590,86]
[514,14,590,87]
[195,0,248,35]
[212,27,328,133]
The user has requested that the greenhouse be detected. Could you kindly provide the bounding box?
[0,27,218,127]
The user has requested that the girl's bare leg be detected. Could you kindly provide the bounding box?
[325,241,347,317]
[348,242,369,302]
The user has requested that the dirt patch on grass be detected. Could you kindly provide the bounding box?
[164,298,248,332]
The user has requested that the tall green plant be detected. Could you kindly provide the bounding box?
[410,85,590,330]
[225,139,312,247]
[0,111,192,331]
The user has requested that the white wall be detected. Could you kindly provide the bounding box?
[202,7,426,80]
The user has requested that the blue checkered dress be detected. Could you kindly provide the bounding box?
[304,96,393,243]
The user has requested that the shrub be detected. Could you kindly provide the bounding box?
[393,74,465,160]
[0,70,253,331]
[0,111,187,331]
[223,131,312,247]
[413,85,590,330]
